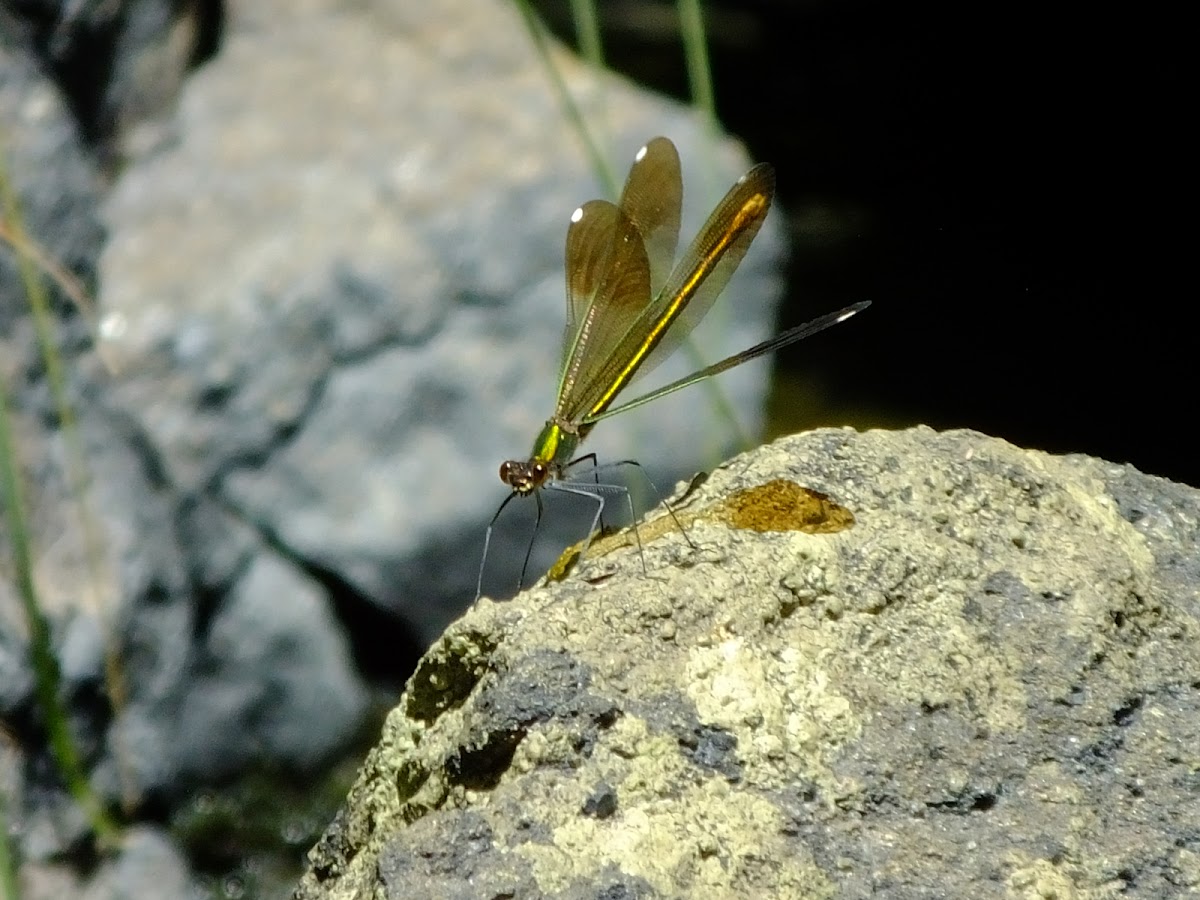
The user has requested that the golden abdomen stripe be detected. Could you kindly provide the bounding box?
[587,193,767,417]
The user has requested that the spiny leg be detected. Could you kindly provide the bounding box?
[476,490,520,602]
[563,452,606,530]
[557,459,698,579]
[605,459,698,555]
[515,488,545,593]
[548,481,618,575]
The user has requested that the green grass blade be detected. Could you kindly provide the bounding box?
[513,0,617,197]
[0,356,119,847]
[0,767,18,900]
[0,149,122,847]
[679,0,717,130]
[569,0,605,70]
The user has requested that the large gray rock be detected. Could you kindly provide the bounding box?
[296,427,1200,899]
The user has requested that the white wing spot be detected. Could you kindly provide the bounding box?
[571,206,585,223]
[635,144,649,162]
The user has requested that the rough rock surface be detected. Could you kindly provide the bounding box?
[296,426,1200,899]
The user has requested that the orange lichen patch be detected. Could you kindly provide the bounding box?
[715,479,855,534]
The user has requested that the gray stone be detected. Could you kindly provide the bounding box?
[296,427,1200,899]
[13,824,196,900]
[80,825,195,900]
[0,625,32,715]
[0,17,104,342]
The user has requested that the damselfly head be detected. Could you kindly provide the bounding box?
[499,459,552,495]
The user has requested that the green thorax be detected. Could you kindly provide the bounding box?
[530,419,584,470]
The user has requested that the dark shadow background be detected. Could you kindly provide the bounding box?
[536,0,1192,486]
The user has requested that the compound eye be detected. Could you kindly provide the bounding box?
[532,462,547,478]
[499,462,514,482]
